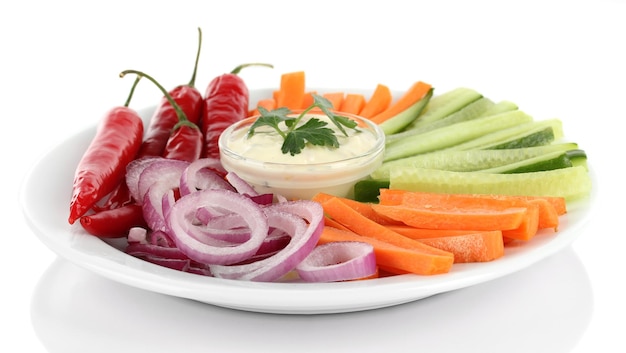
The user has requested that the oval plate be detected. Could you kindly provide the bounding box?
[20,88,595,314]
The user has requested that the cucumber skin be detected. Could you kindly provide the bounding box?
[389,166,592,201]
[383,110,533,162]
[489,127,554,149]
[406,87,483,130]
[371,143,580,180]
[353,179,390,203]
[385,96,495,144]
[500,153,572,174]
[448,119,563,151]
[379,89,433,135]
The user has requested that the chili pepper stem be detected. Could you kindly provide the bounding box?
[230,63,274,75]
[120,70,199,131]
[188,27,202,88]
[124,76,142,107]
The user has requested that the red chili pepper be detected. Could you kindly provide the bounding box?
[99,29,205,209]
[162,124,203,162]
[120,69,203,162]
[68,77,144,224]
[200,63,273,159]
[79,204,147,238]
[137,27,204,159]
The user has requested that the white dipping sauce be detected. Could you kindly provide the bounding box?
[219,113,385,200]
[225,115,378,164]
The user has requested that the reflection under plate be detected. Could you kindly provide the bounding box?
[31,246,592,353]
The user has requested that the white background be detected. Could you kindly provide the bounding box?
[3,0,625,352]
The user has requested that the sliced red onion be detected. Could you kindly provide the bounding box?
[198,213,252,243]
[125,156,162,204]
[126,242,191,260]
[179,158,232,196]
[275,194,288,204]
[225,172,259,196]
[296,242,377,282]
[166,189,269,265]
[137,159,189,232]
[137,159,189,206]
[249,193,274,205]
[127,226,148,243]
[148,229,177,248]
[208,200,324,282]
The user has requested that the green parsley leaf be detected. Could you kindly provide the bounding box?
[282,118,339,155]
[248,93,360,155]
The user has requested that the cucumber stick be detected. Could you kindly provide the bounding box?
[385,96,496,144]
[403,87,483,130]
[378,88,433,135]
[479,150,575,174]
[371,143,579,179]
[389,166,592,201]
[383,110,533,162]
[446,118,563,151]
[476,100,518,117]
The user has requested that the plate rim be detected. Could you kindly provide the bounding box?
[20,87,597,314]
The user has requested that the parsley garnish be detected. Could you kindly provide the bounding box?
[248,94,359,156]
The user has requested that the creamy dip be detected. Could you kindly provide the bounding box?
[219,113,385,200]
[223,114,379,164]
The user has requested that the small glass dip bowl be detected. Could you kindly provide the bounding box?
[219,112,385,200]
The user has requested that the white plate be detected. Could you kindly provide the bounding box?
[20,88,596,314]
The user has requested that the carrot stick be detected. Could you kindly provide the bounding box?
[359,84,392,119]
[312,192,402,226]
[417,231,504,263]
[379,189,560,230]
[369,81,432,124]
[319,196,454,275]
[318,226,453,275]
[385,225,494,239]
[249,98,276,117]
[324,215,350,231]
[300,91,317,109]
[339,93,366,114]
[276,71,306,109]
[322,92,345,110]
[371,203,529,232]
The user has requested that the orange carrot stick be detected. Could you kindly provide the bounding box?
[369,81,432,124]
[385,225,493,239]
[300,91,317,109]
[312,193,402,226]
[339,93,366,114]
[318,196,454,275]
[359,84,392,119]
[417,231,504,263]
[322,92,345,110]
[371,203,529,232]
[379,189,560,230]
[318,226,453,275]
[249,98,276,117]
[276,71,306,109]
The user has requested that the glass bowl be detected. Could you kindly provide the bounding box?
[219,112,385,200]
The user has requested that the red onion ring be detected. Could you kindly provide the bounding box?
[179,158,231,196]
[208,200,324,282]
[296,241,377,282]
[225,172,258,196]
[125,156,161,204]
[166,189,269,265]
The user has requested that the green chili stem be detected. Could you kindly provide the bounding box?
[120,69,197,129]
[230,63,274,75]
[123,76,142,107]
[188,27,202,88]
